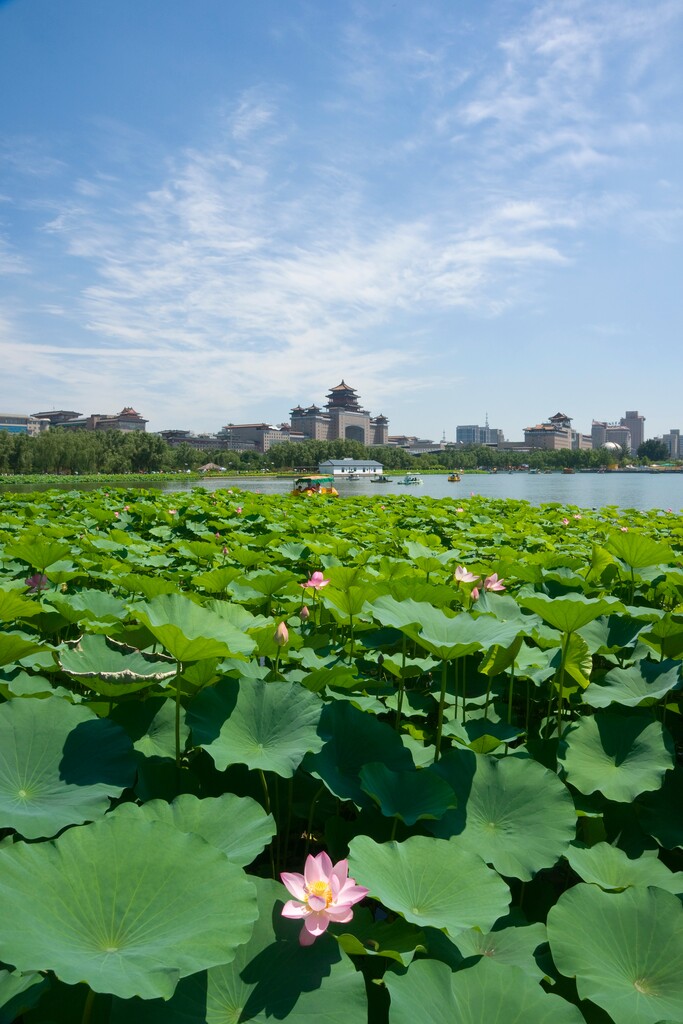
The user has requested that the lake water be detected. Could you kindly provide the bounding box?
[162,472,683,512]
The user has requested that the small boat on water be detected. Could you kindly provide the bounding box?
[346,473,361,480]
[398,474,423,486]
[447,472,461,482]
[562,467,575,475]
[371,475,391,483]
[291,475,339,496]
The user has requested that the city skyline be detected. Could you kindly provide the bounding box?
[1,1,682,439]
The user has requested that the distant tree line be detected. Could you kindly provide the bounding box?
[1,427,675,477]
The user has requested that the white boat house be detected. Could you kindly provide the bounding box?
[318,458,383,476]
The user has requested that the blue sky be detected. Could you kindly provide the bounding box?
[1,0,682,442]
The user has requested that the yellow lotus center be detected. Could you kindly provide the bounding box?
[305,880,333,907]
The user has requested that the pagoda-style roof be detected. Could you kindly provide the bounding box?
[549,412,571,424]
[326,380,361,411]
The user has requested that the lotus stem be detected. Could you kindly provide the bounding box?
[434,659,448,763]
[556,632,570,739]
[507,661,515,725]
[174,661,182,768]
[81,988,96,1024]
[395,634,407,730]
[259,769,276,879]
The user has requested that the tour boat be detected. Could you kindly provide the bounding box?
[398,474,423,486]
[447,473,461,482]
[291,475,339,496]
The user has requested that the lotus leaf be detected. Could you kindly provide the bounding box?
[135,593,255,661]
[110,793,275,866]
[429,749,576,879]
[359,762,456,824]
[109,878,368,1023]
[0,815,258,1000]
[386,956,584,1024]
[519,593,622,634]
[566,842,683,894]
[189,677,323,776]
[548,884,683,1024]
[0,696,135,838]
[558,713,675,802]
[303,700,413,805]
[582,659,680,708]
[347,834,510,936]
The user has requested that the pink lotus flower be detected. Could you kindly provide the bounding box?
[454,565,478,583]
[281,852,368,946]
[25,573,48,594]
[620,526,628,533]
[274,621,289,646]
[168,508,177,516]
[574,514,582,520]
[471,586,480,601]
[456,507,464,513]
[561,517,570,526]
[484,573,505,592]
[300,605,310,620]
[235,506,243,515]
[300,571,330,591]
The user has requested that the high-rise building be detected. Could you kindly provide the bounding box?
[592,420,631,452]
[663,429,680,459]
[620,411,645,453]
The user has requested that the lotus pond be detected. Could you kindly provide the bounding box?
[0,487,682,1024]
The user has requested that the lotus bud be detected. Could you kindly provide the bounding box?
[274,621,289,646]
[300,606,310,621]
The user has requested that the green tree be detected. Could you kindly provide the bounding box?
[638,439,669,461]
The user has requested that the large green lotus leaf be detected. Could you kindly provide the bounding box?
[46,589,129,628]
[323,584,373,620]
[417,611,521,661]
[7,538,72,571]
[109,878,368,1024]
[0,816,257,1001]
[519,593,622,634]
[449,921,549,982]
[370,595,440,635]
[359,762,456,824]
[386,956,584,1024]
[566,842,683,894]
[59,634,176,695]
[204,598,267,632]
[0,631,45,668]
[110,793,275,867]
[605,532,677,569]
[558,714,675,802]
[429,749,576,880]
[347,835,509,936]
[112,696,189,760]
[550,631,592,689]
[0,588,43,623]
[189,678,323,777]
[637,767,683,849]
[117,573,179,598]
[303,700,413,806]
[0,969,48,1024]
[135,593,255,661]
[547,884,683,1024]
[578,614,645,656]
[0,696,136,839]
[582,660,681,709]
[640,615,683,660]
